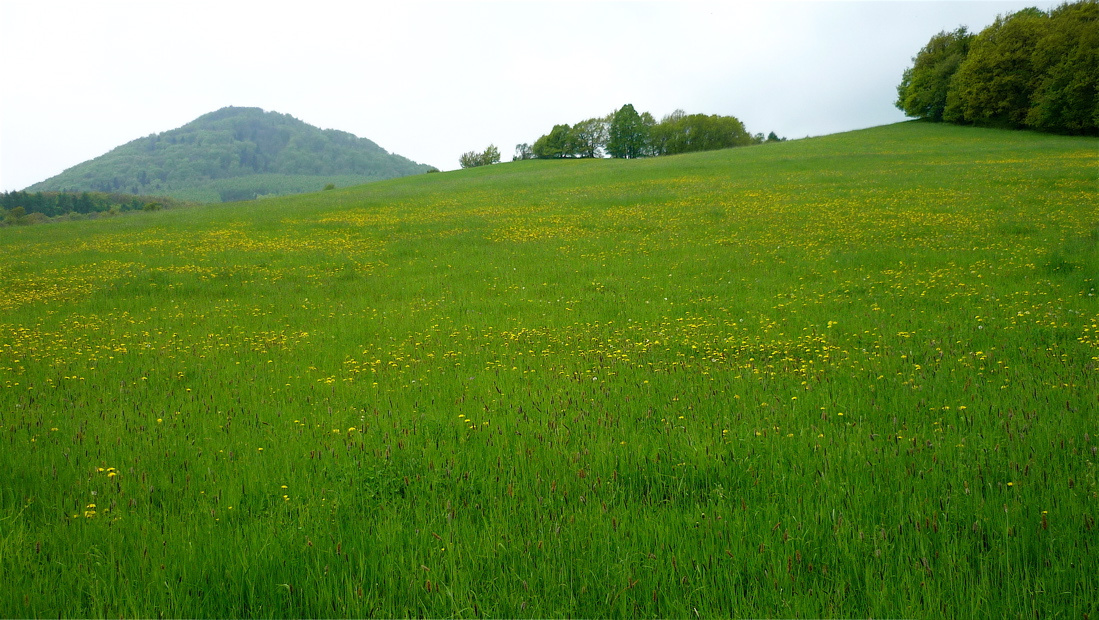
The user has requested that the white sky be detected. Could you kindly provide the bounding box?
[0,0,1058,191]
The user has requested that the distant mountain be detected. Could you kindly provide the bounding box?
[27,107,435,202]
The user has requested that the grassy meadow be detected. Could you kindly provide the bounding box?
[1,122,1097,618]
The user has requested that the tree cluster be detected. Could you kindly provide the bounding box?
[458,145,502,168]
[0,190,187,221]
[517,104,766,161]
[896,1,1098,134]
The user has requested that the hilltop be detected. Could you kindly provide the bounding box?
[26,106,434,202]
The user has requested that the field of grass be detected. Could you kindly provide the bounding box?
[1,122,1096,618]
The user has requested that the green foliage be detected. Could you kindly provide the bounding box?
[532,106,754,161]
[27,107,433,202]
[3,206,26,225]
[458,144,502,169]
[946,8,1049,127]
[899,1,1098,134]
[650,110,755,155]
[0,190,189,222]
[2,123,1096,618]
[530,119,612,160]
[532,125,575,159]
[512,143,535,161]
[1026,0,1099,132]
[606,104,651,159]
[570,117,609,158]
[895,27,974,121]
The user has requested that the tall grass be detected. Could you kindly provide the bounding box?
[1,122,1096,617]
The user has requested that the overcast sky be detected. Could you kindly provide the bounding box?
[0,0,1060,191]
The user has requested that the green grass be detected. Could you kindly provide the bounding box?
[1,121,1097,618]
[163,173,408,203]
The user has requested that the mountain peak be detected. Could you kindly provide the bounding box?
[27,107,431,202]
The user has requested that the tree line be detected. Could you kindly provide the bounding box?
[460,104,784,167]
[0,190,188,224]
[520,104,782,160]
[896,0,1098,134]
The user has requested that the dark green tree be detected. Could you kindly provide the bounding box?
[606,104,650,159]
[569,117,608,158]
[898,2,1097,134]
[1026,0,1099,133]
[944,8,1049,126]
[532,125,574,158]
[895,27,975,121]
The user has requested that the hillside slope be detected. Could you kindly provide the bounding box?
[1,122,1097,618]
[26,106,433,202]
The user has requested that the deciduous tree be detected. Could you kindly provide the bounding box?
[895,27,974,121]
[569,117,608,158]
[606,104,649,159]
[532,125,574,159]
[1025,0,1099,133]
[513,143,534,161]
[945,8,1049,126]
[458,144,501,168]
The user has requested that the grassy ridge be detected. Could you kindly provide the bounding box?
[1,122,1097,617]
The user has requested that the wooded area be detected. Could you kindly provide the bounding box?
[896,0,1097,134]
[0,190,187,223]
[507,105,779,164]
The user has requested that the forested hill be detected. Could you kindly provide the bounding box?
[27,107,435,203]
